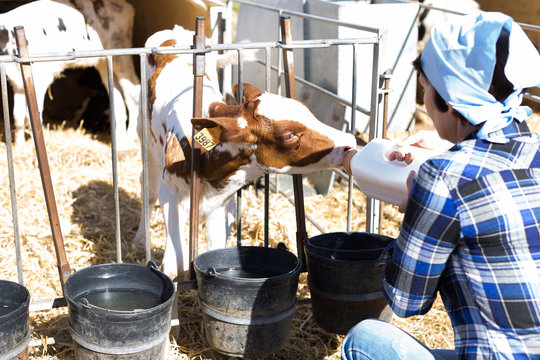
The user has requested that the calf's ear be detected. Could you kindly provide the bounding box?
[232,83,262,104]
[192,117,256,144]
[192,117,219,132]
[209,102,241,118]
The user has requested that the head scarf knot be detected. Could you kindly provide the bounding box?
[421,12,540,143]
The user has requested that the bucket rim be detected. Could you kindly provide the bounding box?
[0,279,30,320]
[305,231,394,254]
[194,246,302,282]
[64,262,174,316]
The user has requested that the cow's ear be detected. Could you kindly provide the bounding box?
[232,83,262,104]
[192,117,255,144]
[209,102,241,118]
[191,117,219,132]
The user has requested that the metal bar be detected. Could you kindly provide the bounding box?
[29,297,67,312]
[276,10,283,97]
[0,38,379,65]
[519,23,540,32]
[378,69,393,231]
[366,35,382,234]
[212,37,378,50]
[189,17,206,279]
[264,47,271,248]
[1,64,23,285]
[29,336,71,348]
[14,26,71,289]
[11,52,77,63]
[382,70,392,140]
[106,56,122,263]
[236,50,244,247]
[139,54,151,263]
[281,17,296,97]
[280,15,308,269]
[346,43,359,232]
[525,93,540,103]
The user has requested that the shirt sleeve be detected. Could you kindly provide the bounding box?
[382,161,461,317]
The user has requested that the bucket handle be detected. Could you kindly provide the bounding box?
[203,267,217,279]
[146,261,175,299]
[277,242,289,251]
[79,297,146,314]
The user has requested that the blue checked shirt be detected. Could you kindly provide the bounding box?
[381,120,540,359]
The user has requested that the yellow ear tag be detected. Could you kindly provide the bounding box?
[194,127,221,151]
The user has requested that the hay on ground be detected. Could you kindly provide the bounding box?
[12,111,540,358]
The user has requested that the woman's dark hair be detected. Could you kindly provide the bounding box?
[414,26,515,113]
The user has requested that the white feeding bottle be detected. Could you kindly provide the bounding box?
[343,138,438,206]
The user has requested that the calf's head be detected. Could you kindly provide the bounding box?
[190,83,356,182]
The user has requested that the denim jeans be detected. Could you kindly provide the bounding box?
[341,319,457,360]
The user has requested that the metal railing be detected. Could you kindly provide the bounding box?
[1,2,383,327]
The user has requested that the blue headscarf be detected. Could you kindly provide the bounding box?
[421,12,540,143]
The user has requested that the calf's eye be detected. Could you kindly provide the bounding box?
[283,133,296,142]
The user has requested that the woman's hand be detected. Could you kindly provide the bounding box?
[397,130,453,151]
[391,130,452,212]
[389,130,452,165]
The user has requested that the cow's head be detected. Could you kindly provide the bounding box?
[191,83,356,184]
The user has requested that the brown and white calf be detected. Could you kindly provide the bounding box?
[136,25,356,280]
[0,0,139,148]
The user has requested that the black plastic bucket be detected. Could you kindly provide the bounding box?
[0,280,30,360]
[194,246,301,358]
[64,262,174,360]
[305,232,394,335]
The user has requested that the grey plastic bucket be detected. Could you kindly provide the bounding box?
[64,262,174,360]
[194,246,301,358]
[305,232,394,335]
[0,280,30,360]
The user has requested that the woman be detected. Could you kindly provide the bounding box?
[342,12,540,360]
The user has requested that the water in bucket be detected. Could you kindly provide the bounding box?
[215,267,283,279]
[76,289,163,312]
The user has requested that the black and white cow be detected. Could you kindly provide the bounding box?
[0,0,139,149]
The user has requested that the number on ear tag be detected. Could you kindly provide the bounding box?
[194,127,221,151]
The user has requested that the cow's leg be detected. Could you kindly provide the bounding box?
[113,55,140,143]
[155,181,186,340]
[134,146,162,244]
[11,77,47,145]
[205,196,236,250]
[12,90,27,145]
[94,59,131,150]
[159,183,187,281]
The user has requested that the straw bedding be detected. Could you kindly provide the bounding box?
[1,112,539,359]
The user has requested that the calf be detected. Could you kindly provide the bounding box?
[135,25,357,280]
[0,0,139,149]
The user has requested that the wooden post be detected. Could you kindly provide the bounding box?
[189,17,206,279]
[14,26,71,289]
[280,16,307,270]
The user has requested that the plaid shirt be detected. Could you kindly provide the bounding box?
[381,120,540,359]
